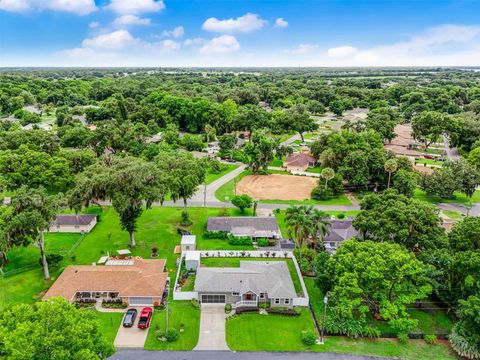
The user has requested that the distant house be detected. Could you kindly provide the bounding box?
[195,261,296,308]
[43,258,168,306]
[49,214,97,233]
[21,123,52,131]
[283,153,317,172]
[207,216,281,239]
[323,218,358,253]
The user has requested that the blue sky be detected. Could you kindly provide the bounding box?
[1,0,479,66]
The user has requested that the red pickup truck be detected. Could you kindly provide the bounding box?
[137,307,153,329]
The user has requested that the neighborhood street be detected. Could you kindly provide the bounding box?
[109,350,390,360]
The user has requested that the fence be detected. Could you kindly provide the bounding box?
[172,249,310,306]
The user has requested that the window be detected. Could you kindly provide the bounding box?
[330,242,336,248]
[259,293,265,299]
[284,298,290,305]
[274,298,280,305]
[232,292,239,296]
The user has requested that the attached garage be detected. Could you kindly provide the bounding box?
[201,294,226,304]
[128,297,154,306]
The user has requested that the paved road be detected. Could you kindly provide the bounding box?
[109,350,389,360]
[194,304,229,351]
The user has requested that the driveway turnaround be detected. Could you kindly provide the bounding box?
[114,310,150,349]
[109,350,390,360]
[194,304,229,351]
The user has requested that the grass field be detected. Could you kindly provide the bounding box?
[414,188,480,203]
[415,158,444,166]
[205,164,238,185]
[200,257,304,296]
[226,308,316,351]
[268,158,284,167]
[306,166,323,173]
[0,206,255,309]
[144,301,200,350]
[442,210,465,221]
[91,310,124,345]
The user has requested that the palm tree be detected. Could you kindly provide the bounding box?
[285,206,311,253]
[320,167,335,190]
[310,209,331,250]
[384,159,398,189]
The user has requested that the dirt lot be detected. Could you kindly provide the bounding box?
[237,174,317,201]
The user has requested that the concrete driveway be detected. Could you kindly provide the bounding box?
[114,309,151,349]
[194,304,229,351]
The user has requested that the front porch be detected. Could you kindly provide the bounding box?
[235,292,259,308]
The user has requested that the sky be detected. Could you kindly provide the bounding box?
[0,0,480,67]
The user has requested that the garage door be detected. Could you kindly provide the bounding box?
[201,294,226,304]
[129,297,153,306]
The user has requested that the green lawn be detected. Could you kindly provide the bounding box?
[414,188,480,203]
[442,210,465,221]
[1,206,255,309]
[226,308,316,351]
[306,166,323,173]
[181,275,196,292]
[200,257,304,296]
[415,158,444,166]
[144,301,200,350]
[268,158,284,167]
[90,310,124,345]
[205,164,238,185]
[215,171,351,205]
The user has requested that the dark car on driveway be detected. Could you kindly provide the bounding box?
[122,308,137,328]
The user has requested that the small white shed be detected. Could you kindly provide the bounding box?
[181,235,196,252]
[185,251,200,271]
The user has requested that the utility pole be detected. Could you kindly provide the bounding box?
[165,286,169,331]
[319,293,329,344]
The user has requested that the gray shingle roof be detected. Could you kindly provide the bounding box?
[324,218,358,243]
[194,261,296,299]
[53,214,97,226]
[207,217,280,237]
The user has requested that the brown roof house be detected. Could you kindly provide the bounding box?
[49,214,97,233]
[43,258,168,306]
[283,153,317,172]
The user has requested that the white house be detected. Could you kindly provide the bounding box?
[181,235,196,252]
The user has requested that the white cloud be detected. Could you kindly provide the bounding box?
[0,0,96,15]
[327,45,358,57]
[162,26,184,38]
[0,0,30,12]
[89,21,100,29]
[159,39,181,52]
[202,13,266,33]
[184,38,207,46]
[106,0,165,14]
[274,18,288,28]
[113,14,151,28]
[285,44,319,55]
[199,35,240,54]
[82,30,139,50]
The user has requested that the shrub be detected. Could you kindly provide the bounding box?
[325,315,363,338]
[450,323,480,360]
[191,299,200,309]
[151,246,159,257]
[301,330,317,346]
[203,230,229,239]
[225,304,232,313]
[228,235,253,246]
[336,212,346,219]
[180,211,192,226]
[165,328,179,342]
[231,194,253,213]
[397,332,409,344]
[363,326,381,339]
[311,186,333,200]
[424,334,437,345]
[256,238,269,247]
[39,253,63,268]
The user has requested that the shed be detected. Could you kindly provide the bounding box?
[181,235,196,252]
[185,251,200,271]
